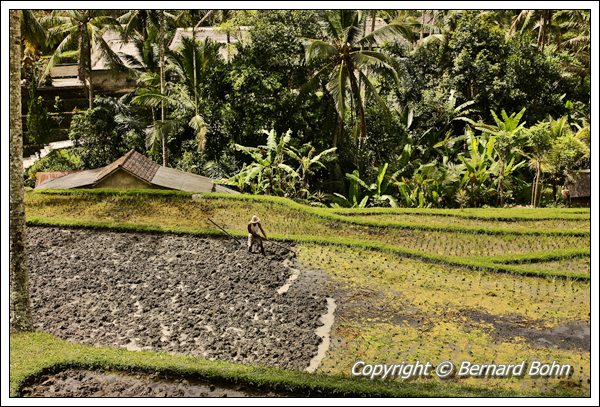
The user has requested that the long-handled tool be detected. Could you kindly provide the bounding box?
[208,217,296,255]
[266,239,297,256]
[207,218,244,246]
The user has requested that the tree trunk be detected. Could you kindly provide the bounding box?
[226,31,231,63]
[537,11,553,51]
[358,99,366,150]
[533,163,542,207]
[78,19,93,109]
[192,26,198,114]
[333,114,343,148]
[348,71,367,151]
[420,10,426,42]
[371,10,376,33]
[159,10,168,167]
[535,167,543,207]
[531,174,537,207]
[10,10,33,332]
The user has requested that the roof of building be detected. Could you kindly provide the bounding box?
[95,149,160,183]
[566,170,591,198]
[170,26,251,50]
[35,150,239,194]
[35,170,80,188]
[90,26,253,73]
[91,29,145,71]
[58,18,396,79]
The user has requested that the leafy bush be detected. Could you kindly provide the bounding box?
[68,97,146,169]
[25,149,82,187]
[25,87,52,146]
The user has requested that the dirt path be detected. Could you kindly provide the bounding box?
[27,227,329,370]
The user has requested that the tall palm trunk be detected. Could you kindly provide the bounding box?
[371,10,376,33]
[531,162,542,207]
[78,17,94,109]
[531,174,537,207]
[159,10,168,166]
[534,164,543,207]
[192,26,198,116]
[420,10,426,42]
[537,10,553,51]
[348,67,366,151]
[10,10,33,332]
[333,114,343,147]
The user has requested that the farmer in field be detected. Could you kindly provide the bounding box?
[247,215,268,255]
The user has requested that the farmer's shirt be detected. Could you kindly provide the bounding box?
[249,223,260,236]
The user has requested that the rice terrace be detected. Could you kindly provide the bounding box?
[9,189,590,397]
[6,5,594,403]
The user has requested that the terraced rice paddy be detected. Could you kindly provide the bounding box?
[19,190,591,396]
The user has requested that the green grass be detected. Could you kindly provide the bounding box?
[33,189,589,236]
[10,332,523,397]
[335,212,590,232]
[506,257,590,276]
[331,206,590,220]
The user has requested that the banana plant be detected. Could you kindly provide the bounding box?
[393,157,465,208]
[233,129,294,195]
[457,132,494,207]
[333,163,399,208]
[331,170,369,208]
[285,143,337,199]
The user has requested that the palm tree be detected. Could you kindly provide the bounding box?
[521,121,553,207]
[118,9,152,41]
[158,10,168,166]
[10,9,33,332]
[20,10,47,84]
[132,36,221,155]
[302,10,405,150]
[554,10,590,86]
[509,10,557,50]
[43,10,122,109]
[169,37,222,151]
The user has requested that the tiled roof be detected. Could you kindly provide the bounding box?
[35,150,239,194]
[95,150,160,183]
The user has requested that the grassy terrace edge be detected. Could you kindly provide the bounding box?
[26,217,590,280]
[31,189,590,236]
[11,331,542,397]
[330,207,590,220]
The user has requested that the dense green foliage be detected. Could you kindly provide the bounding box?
[25,149,82,187]
[68,96,146,168]
[28,9,590,208]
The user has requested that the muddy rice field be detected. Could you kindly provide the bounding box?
[21,369,287,397]
[27,226,331,371]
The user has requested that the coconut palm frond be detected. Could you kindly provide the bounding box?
[360,21,417,46]
[326,63,348,119]
[305,39,338,64]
